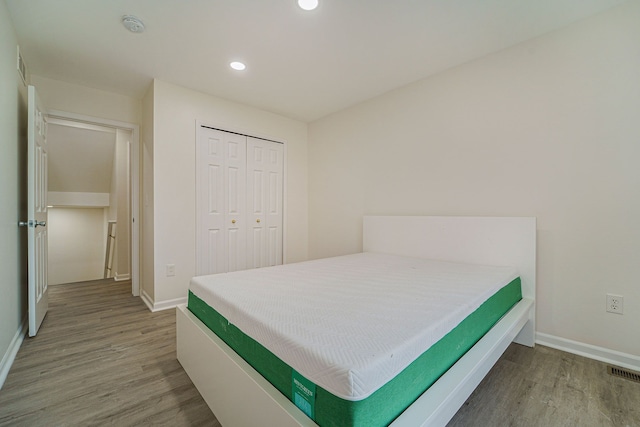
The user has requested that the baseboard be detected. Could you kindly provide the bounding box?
[0,317,28,390]
[140,289,186,312]
[152,296,188,312]
[536,332,640,371]
[114,273,131,281]
[140,289,155,312]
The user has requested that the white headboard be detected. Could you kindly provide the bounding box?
[363,216,536,301]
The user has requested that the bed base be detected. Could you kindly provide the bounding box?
[177,216,536,426]
[177,304,316,427]
[178,298,532,426]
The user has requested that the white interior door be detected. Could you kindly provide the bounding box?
[247,138,283,268]
[263,140,283,267]
[196,127,247,275]
[246,139,267,268]
[26,85,49,337]
[196,127,226,275]
[224,132,247,273]
[264,140,283,267]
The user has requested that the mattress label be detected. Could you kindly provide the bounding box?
[292,370,316,419]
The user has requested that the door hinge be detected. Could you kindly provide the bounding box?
[18,220,46,227]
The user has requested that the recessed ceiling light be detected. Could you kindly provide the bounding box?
[122,15,145,33]
[230,61,246,71]
[298,0,318,11]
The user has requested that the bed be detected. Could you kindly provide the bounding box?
[177,216,536,426]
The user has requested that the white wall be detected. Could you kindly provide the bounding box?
[147,80,309,306]
[47,208,106,285]
[30,75,141,124]
[308,2,640,358]
[0,1,27,386]
[49,191,110,207]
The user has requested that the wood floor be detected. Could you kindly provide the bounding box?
[0,279,218,427]
[448,342,640,427]
[1,279,638,426]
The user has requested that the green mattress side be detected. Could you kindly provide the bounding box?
[187,277,522,427]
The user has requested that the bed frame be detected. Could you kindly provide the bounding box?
[177,216,536,426]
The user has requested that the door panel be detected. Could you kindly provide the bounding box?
[225,134,246,272]
[196,127,247,274]
[265,141,283,267]
[27,85,49,337]
[197,128,225,275]
[247,138,283,268]
[246,140,265,268]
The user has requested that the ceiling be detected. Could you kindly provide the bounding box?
[5,0,628,122]
[47,122,115,194]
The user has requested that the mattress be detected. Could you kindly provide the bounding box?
[188,252,522,426]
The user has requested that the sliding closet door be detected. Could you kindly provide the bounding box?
[246,138,283,268]
[196,127,246,275]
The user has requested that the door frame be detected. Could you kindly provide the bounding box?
[48,109,141,296]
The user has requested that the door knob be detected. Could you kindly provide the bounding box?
[256,219,261,223]
[231,219,236,224]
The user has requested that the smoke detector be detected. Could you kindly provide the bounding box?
[122,15,145,33]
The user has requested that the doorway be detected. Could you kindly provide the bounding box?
[45,111,140,296]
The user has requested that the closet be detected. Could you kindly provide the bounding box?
[196,126,283,275]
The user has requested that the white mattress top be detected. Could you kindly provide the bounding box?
[189,252,518,401]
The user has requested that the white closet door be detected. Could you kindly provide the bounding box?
[247,138,283,268]
[196,128,247,275]
[196,128,226,275]
[224,132,247,272]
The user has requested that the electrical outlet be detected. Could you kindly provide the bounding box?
[606,294,623,314]
[166,264,175,277]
